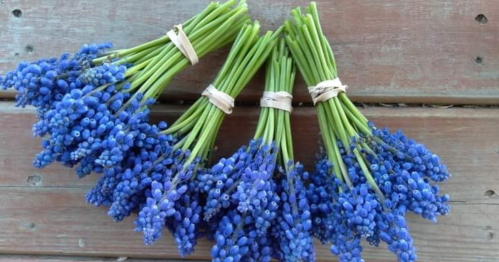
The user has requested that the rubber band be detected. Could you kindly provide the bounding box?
[260,91,293,112]
[167,24,199,65]
[202,84,235,114]
[308,78,347,105]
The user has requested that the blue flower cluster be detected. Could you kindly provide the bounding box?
[0,43,112,114]
[199,140,280,262]
[128,147,209,256]
[306,123,451,262]
[1,43,211,256]
[100,130,174,219]
[0,42,162,177]
[84,127,175,222]
[170,184,203,257]
[192,139,317,262]
[79,63,126,86]
[306,163,365,262]
[211,210,272,262]
[30,63,151,177]
[272,163,315,262]
[369,123,451,183]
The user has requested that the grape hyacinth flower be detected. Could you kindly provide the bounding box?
[272,163,315,262]
[1,0,250,178]
[200,39,315,262]
[0,42,112,115]
[285,3,451,262]
[132,22,280,256]
[210,210,272,262]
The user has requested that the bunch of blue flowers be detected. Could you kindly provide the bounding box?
[0,42,112,114]
[128,22,280,257]
[0,0,249,178]
[197,39,315,262]
[285,3,451,262]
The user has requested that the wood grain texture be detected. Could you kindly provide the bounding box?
[0,0,498,104]
[0,102,497,261]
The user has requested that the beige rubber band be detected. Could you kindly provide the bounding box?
[167,24,199,65]
[260,91,293,113]
[308,78,348,105]
[202,84,235,114]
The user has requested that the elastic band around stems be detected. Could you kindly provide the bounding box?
[260,91,293,113]
[308,78,347,105]
[166,24,199,65]
[202,84,235,114]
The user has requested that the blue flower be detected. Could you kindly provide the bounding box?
[272,162,315,262]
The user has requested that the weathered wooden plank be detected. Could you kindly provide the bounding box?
[1,0,498,104]
[0,102,498,261]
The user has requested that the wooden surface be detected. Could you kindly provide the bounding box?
[0,0,498,104]
[0,0,499,261]
[0,103,497,262]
